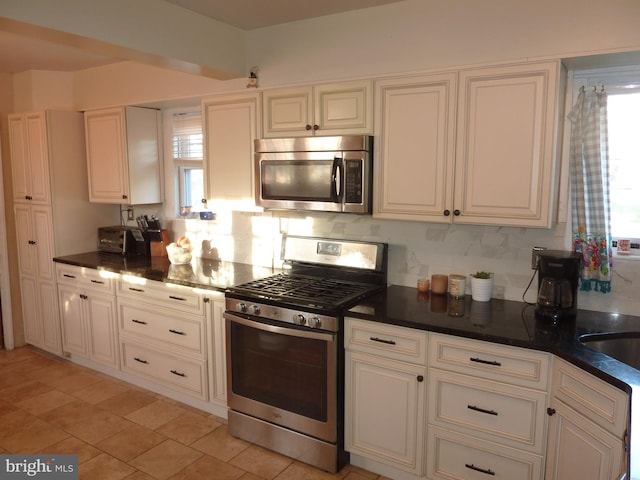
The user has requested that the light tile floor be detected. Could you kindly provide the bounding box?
[0,346,387,480]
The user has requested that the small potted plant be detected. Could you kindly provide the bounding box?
[470,271,494,302]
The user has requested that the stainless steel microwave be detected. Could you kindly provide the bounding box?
[254,135,373,214]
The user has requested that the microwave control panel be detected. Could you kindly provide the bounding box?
[344,159,363,203]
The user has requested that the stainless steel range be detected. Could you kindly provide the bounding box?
[224,235,388,473]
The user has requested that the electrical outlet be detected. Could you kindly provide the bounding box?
[127,208,134,221]
[531,246,547,269]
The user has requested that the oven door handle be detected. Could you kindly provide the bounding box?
[225,313,336,342]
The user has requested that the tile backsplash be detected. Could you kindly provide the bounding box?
[169,209,640,317]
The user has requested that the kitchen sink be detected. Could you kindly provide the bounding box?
[579,331,640,370]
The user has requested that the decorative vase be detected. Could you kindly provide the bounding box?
[470,274,494,302]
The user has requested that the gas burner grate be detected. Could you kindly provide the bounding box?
[231,273,379,307]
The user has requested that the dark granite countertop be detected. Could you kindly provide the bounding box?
[347,284,640,479]
[53,251,280,292]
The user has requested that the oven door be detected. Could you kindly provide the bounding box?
[225,312,337,442]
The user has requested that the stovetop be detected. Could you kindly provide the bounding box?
[226,272,383,311]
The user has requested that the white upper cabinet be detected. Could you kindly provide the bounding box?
[9,112,52,204]
[454,61,565,228]
[263,80,372,137]
[84,106,162,205]
[373,72,457,222]
[202,92,261,203]
[374,60,565,228]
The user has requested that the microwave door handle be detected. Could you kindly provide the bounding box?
[332,157,342,201]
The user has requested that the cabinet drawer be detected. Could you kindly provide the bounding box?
[121,340,206,399]
[428,368,547,453]
[429,332,550,389]
[345,317,427,364]
[553,358,629,437]
[117,278,203,315]
[427,426,544,480]
[56,264,116,294]
[119,301,204,355]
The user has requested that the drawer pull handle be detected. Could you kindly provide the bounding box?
[63,274,76,279]
[90,279,105,285]
[465,463,495,476]
[169,295,187,302]
[134,357,148,364]
[467,405,498,416]
[170,369,186,377]
[132,319,148,325]
[370,336,396,345]
[169,329,186,336]
[469,357,501,367]
[129,287,145,292]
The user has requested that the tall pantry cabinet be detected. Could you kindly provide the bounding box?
[9,110,118,355]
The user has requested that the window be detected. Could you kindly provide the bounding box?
[607,90,640,239]
[574,66,640,256]
[172,111,203,214]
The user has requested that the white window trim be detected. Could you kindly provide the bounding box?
[162,106,202,219]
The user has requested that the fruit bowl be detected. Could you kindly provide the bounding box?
[166,243,193,265]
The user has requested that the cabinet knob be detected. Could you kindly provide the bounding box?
[547,407,556,416]
[122,194,128,199]
[313,124,319,131]
[443,209,451,216]
[306,124,312,131]
[417,375,424,382]
[453,209,461,216]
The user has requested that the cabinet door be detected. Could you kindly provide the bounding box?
[9,114,30,203]
[20,276,42,348]
[206,296,226,404]
[203,93,261,202]
[314,80,372,135]
[262,86,313,137]
[85,292,119,368]
[14,204,36,277]
[38,280,61,355]
[58,283,87,356]
[545,399,625,480]
[373,73,457,222]
[454,61,563,227]
[345,350,426,475]
[24,112,51,204]
[85,107,129,203]
[31,205,55,282]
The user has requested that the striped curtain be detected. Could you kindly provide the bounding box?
[569,86,612,293]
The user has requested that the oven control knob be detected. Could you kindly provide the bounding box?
[252,305,261,315]
[238,303,247,312]
[311,317,322,328]
[295,314,307,326]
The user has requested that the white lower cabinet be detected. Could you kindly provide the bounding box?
[205,292,226,406]
[117,278,208,400]
[427,333,549,480]
[545,358,628,480]
[346,350,426,474]
[344,318,428,476]
[56,264,119,368]
[427,426,544,480]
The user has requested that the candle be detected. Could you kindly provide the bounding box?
[431,274,448,295]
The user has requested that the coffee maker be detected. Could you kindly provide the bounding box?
[535,250,581,324]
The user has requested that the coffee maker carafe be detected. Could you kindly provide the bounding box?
[535,250,581,324]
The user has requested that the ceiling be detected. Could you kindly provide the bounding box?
[0,0,403,74]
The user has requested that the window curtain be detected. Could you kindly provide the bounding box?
[569,86,612,293]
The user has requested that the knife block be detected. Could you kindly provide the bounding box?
[150,229,169,257]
